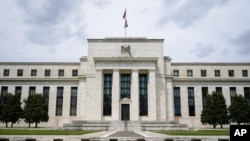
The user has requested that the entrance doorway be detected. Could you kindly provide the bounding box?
[121,104,130,121]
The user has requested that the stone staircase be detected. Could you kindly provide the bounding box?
[63,120,189,131]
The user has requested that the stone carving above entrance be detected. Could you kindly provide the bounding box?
[121,44,131,57]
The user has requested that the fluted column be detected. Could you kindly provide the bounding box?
[112,69,119,120]
[131,69,139,121]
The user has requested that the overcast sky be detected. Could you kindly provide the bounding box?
[0,0,250,62]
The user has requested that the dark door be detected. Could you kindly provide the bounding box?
[121,104,130,121]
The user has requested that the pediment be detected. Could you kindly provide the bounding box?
[120,97,132,103]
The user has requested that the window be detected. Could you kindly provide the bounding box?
[103,74,112,116]
[228,70,234,77]
[58,69,64,76]
[201,70,207,77]
[15,86,22,100]
[244,87,250,105]
[139,74,148,116]
[31,69,37,76]
[230,87,236,104]
[0,86,8,103]
[215,70,220,77]
[202,87,208,108]
[43,87,50,105]
[45,69,50,76]
[242,70,248,77]
[29,87,36,95]
[72,69,78,77]
[120,74,131,99]
[70,87,78,116]
[188,87,195,116]
[17,69,23,76]
[3,69,9,76]
[173,70,179,77]
[216,87,222,94]
[174,87,181,116]
[187,70,193,77]
[56,87,63,116]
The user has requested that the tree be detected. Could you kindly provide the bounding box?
[23,94,49,128]
[201,91,228,128]
[0,93,23,128]
[228,94,250,124]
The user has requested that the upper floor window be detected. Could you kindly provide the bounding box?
[3,69,9,76]
[201,70,207,77]
[31,69,37,76]
[242,70,248,77]
[187,70,193,77]
[17,69,23,76]
[58,69,64,76]
[228,70,234,77]
[45,69,50,76]
[173,70,179,77]
[215,70,220,77]
[72,69,78,77]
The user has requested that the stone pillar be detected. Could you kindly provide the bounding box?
[166,79,174,121]
[112,69,120,120]
[95,69,103,120]
[131,69,139,121]
[148,69,157,120]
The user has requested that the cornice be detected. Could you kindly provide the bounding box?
[171,62,250,66]
[93,57,158,62]
[87,37,164,43]
[0,62,80,66]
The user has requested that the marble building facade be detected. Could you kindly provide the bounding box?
[0,37,250,128]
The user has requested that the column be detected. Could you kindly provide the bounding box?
[166,79,174,121]
[131,69,139,121]
[148,69,157,120]
[112,69,119,120]
[95,69,102,120]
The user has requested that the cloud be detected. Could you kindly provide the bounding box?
[191,42,215,58]
[230,28,250,55]
[158,0,229,28]
[16,0,85,45]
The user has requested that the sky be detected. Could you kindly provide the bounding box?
[0,0,250,62]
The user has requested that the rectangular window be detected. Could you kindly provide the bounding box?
[3,69,9,76]
[215,70,220,77]
[70,87,78,116]
[174,87,181,116]
[72,69,78,77]
[45,69,51,76]
[216,87,222,94]
[103,74,112,116]
[244,87,250,105]
[201,70,207,77]
[242,70,248,77]
[228,70,234,77]
[202,87,208,108]
[15,86,22,100]
[56,87,63,116]
[31,69,37,76]
[43,87,50,105]
[187,70,193,77]
[29,87,36,95]
[230,87,236,104]
[139,74,148,116]
[17,69,23,76]
[188,87,195,116]
[173,70,179,77]
[58,69,64,76]
[0,86,8,103]
[120,74,131,99]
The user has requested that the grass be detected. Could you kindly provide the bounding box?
[0,129,97,135]
[156,129,229,136]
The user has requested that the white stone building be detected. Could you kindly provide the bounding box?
[0,37,250,129]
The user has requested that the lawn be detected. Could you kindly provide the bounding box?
[0,129,97,135]
[156,129,229,136]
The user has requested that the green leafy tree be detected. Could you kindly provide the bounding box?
[201,91,228,128]
[228,94,250,124]
[0,93,23,128]
[23,94,49,128]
